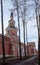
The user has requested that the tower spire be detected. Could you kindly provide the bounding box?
[10,11,13,20]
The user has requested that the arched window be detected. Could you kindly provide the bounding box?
[10,22,11,26]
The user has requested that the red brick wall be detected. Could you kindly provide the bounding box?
[4,40,9,55]
[0,35,11,55]
[0,42,2,55]
[27,43,35,55]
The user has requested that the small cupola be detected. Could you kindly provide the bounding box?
[8,12,15,27]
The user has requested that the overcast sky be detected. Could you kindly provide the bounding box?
[0,0,38,50]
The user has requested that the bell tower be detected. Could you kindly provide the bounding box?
[5,12,18,38]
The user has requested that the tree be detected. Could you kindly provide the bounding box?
[1,0,5,64]
[26,22,29,56]
[11,0,22,59]
[21,0,27,58]
[34,0,40,64]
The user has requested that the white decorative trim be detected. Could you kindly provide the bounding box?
[11,42,19,47]
[0,55,13,58]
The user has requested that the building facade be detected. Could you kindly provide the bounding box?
[0,12,38,58]
[27,42,38,55]
[5,12,38,56]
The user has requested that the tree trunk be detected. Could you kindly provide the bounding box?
[1,0,5,63]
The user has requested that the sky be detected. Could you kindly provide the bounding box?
[0,0,38,50]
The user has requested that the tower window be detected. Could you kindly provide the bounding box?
[11,22,13,25]
[10,21,13,26]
